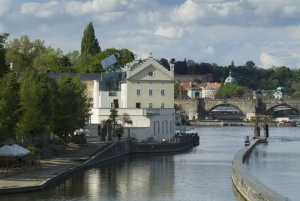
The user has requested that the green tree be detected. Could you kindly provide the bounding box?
[75,48,135,73]
[49,75,92,142]
[17,70,51,146]
[217,83,244,98]
[33,47,64,73]
[81,22,101,56]
[116,112,132,140]
[5,35,46,72]
[245,61,256,68]
[97,48,134,69]
[159,58,170,70]
[187,60,196,75]
[0,72,20,145]
[109,108,119,140]
[292,91,300,99]
[0,33,9,77]
[174,82,180,99]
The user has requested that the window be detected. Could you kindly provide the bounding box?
[136,103,141,108]
[154,121,156,135]
[149,103,153,108]
[148,71,153,77]
[166,121,168,133]
[162,121,164,134]
[161,89,165,96]
[137,89,141,96]
[170,121,172,133]
[88,91,93,98]
[109,91,116,96]
[158,121,160,134]
[149,89,153,96]
[161,103,165,108]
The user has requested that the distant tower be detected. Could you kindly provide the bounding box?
[224,70,237,85]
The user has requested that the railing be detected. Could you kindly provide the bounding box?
[0,160,41,178]
[143,108,160,116]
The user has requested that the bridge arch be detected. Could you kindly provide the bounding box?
[207,104,245,116]
[266,104,300,115]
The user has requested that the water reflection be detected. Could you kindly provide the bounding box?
[245,127,300,201]
[1,127,298,201]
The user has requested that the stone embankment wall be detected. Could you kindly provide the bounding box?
[87,140,132,166]
[0,140,195,195]
[232,138,290,201]
[131,140,193,153]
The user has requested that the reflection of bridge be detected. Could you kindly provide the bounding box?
[174,99,300,120]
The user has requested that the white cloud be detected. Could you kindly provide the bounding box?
[138,11,160,25]
[2,0,300,69]
[20,1,61,18]
[202,46,214,55]
[154,26,184,39]
[93,12,124,23]
[0,0,11,17]
[248,0,300,18]
[260,52,283,68]
[65,0,118,16]
[170,0,207,24]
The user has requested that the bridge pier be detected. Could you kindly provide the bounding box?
[254,115,269,138]
[174,98,300,122]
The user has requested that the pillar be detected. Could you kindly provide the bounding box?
[93,80,99,108]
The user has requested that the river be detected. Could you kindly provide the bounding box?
[0,126,299,201]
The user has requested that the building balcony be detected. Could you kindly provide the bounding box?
[143,108,160,116]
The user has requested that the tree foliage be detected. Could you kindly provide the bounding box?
[49,75,92,142]
[0,72,20,145]
[81,22,101,56]
[5,35,46,72]
[116,112,132,139]
[174,82,181,99]
[0,33,9,77]
[216,83,244,99]
[33,47,64,73]
[17,70,51,144]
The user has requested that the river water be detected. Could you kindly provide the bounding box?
[244,127,300,201]
[0,126,299,201]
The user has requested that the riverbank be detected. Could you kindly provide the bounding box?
[232,137,291,201]
[189,120,297,127]
[0,136,197,195]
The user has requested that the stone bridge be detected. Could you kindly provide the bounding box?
[174,99,300,120]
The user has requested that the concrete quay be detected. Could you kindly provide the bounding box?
[0,136,196,195]
[0,137,110,194]
[232,137,291,201]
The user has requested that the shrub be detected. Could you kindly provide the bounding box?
[26,145,39,154]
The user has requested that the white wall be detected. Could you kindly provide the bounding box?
[98,91,121,108]
[126,80,174,108]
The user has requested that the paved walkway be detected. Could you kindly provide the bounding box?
[0,137,112,189]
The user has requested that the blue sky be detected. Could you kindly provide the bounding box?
[1,0,300,69]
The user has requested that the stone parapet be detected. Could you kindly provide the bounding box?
[232,138,290,201]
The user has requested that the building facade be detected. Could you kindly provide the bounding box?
[88,53,175,141]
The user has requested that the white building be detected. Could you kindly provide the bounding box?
[202,83,221,99]
[88,53,175,141]
[181,82,206,99]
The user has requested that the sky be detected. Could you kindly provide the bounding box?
[1,0,300,69]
